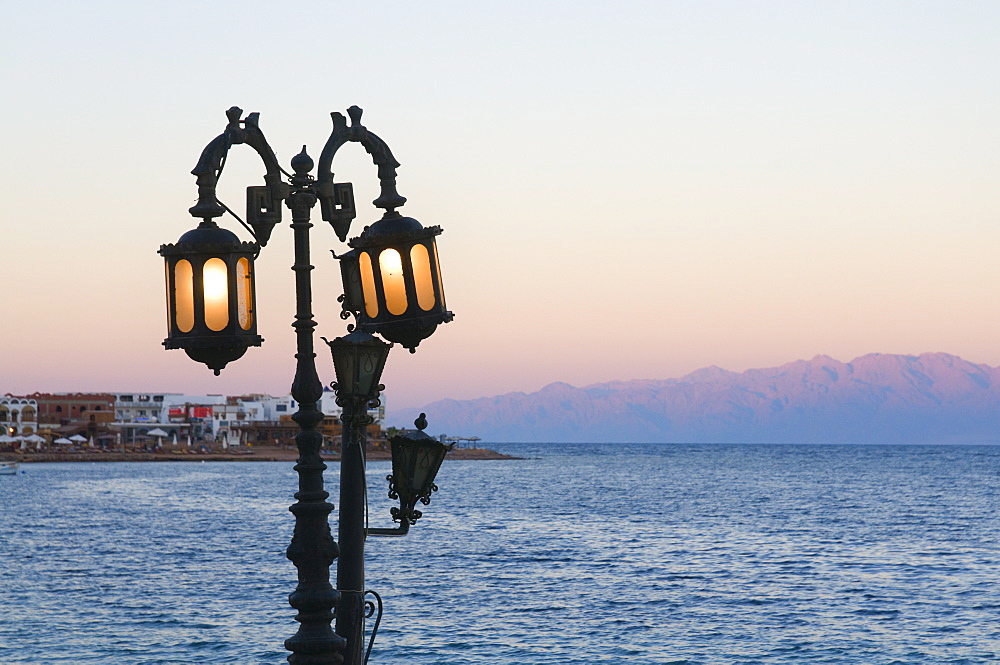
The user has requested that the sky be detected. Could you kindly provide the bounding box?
[1,1,998,419]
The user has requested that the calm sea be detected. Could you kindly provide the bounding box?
[2,443,999,664]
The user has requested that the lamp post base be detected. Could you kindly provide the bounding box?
[336,590,366,665]
[285,407,344,665]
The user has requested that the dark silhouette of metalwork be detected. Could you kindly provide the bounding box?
[160,107,453,665]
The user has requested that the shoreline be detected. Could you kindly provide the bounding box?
[1,445,519,464]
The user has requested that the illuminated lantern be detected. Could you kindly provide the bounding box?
[159,221,263,374]
[339,211,452,351]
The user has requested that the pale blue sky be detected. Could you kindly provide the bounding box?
[1,1,998,413]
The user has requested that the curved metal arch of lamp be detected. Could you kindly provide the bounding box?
[187,106,289,246]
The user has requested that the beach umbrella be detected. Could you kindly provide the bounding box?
[69,434,87,443]
[171,432,178,447]
[54,437,73,445]
[147,427,168,448]
[0,435,14,444]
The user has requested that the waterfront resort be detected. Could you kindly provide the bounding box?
[0,390,383,453]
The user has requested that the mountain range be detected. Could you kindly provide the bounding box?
[395,353,1000,444]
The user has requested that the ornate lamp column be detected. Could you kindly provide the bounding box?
[283,148,344,664]
[159,106,453,665]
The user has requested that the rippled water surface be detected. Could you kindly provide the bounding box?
[2,443,999,664]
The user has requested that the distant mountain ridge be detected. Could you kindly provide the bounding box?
[396,353,1000,444]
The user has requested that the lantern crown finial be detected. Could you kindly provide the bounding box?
[291,145,313,176]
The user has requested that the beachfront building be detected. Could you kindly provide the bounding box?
[2,389,387,449]
[22,392,116,447]
[162,394,227,444]
[29,392,115,427]
[223,388,384,449]
[210,395,302,447]
[113,392,180,444]
[228,411,384,450]
[0,396,38,447]
[114,393,173,424]
[112,392,231,445]
[211,397,263,448]
[246,388,378,424]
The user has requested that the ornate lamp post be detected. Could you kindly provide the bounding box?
[159,106,454,665]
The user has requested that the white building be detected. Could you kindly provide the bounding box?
[105,389,383,446]
[0,396,38,444]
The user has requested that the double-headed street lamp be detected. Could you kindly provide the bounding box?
[159,106,454,664]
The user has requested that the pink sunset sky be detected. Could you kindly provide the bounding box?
[1,2,998,417]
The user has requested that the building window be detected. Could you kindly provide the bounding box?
[80,406,87,413]
[120,395,133,402]
[56,406,63,413]
[276,405,287,412]
[95,406,102,411]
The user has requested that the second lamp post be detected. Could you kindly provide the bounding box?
[159,106,454,664]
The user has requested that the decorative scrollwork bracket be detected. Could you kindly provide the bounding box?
[317,106,406,241]
[188,107,290,246]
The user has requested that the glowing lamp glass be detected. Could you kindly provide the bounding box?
[174,260,195,333]
[379,248,407,315]
[359,251,378,318]
[410,244,435,311]
[236,257,253,330]
[203,258,229,331]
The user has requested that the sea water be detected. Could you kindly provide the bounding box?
[1,443,999,664]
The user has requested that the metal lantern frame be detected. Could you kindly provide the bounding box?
[159,220,262,375]
[386,422,454,526]
[339,212,453,352]
[326,330,392,401]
